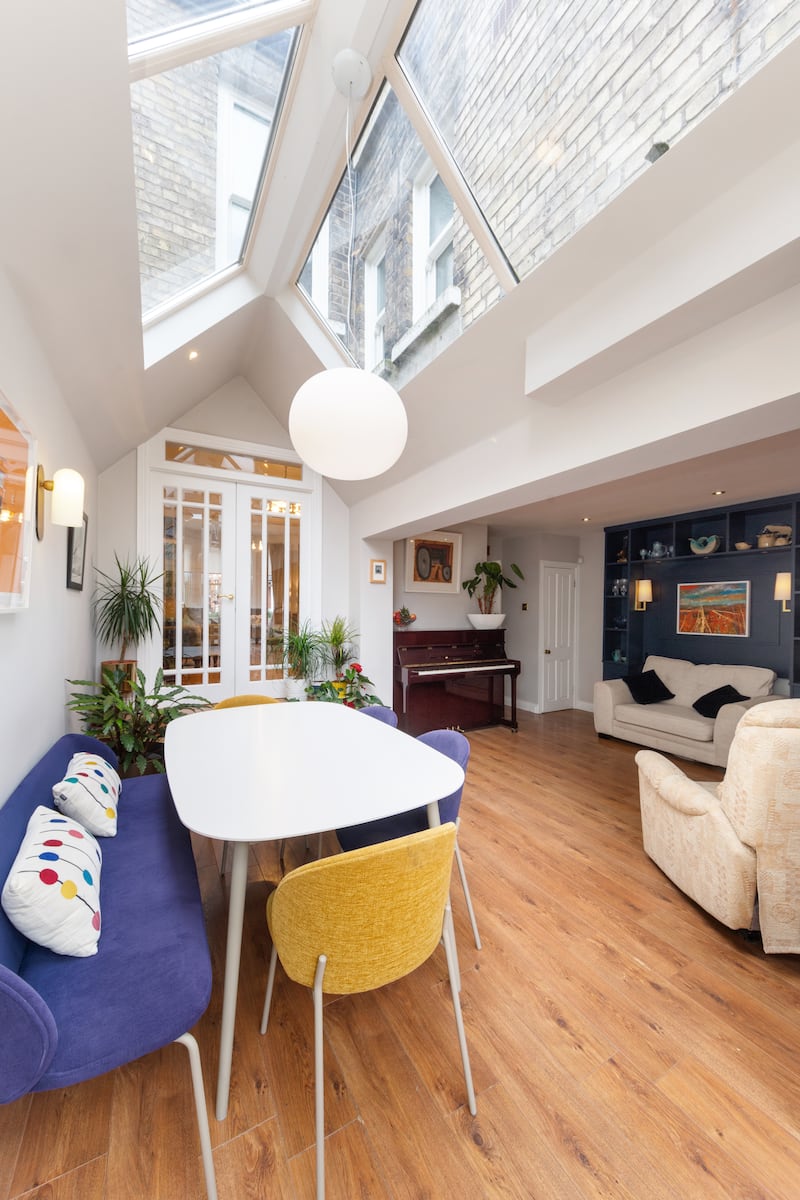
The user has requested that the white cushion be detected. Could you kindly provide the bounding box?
[1,806,103,957]
[52,752,121,837]
[643,656,776,709]
[616,702,714,742]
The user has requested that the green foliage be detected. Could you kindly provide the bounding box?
[283,620,324,680]
[94,554,163,660]
[461,560,524,614]
[66,667,210,777]
[306,662,383,709]
[318,615,358,677]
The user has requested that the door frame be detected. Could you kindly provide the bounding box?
[537,560,578,713]
[136,427,322,693]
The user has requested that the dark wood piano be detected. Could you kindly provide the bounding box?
[393,628,520,736]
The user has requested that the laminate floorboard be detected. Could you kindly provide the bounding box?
[2,709,800,1198]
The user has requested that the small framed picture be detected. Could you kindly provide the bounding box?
[67,514,88,591]
[370,558,387,584]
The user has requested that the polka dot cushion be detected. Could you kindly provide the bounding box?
[1,806,103,956]
[52,752,121,837]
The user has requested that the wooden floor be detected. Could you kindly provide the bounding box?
[3,709,800,1198]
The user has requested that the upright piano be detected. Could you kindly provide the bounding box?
[393,628,520,736]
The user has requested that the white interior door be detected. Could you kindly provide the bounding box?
[539,562,576,712]
[150,475,306,702]
[234,485,306,695]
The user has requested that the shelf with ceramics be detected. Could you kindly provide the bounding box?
[602,492,799,688]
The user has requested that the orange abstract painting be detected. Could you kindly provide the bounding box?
[677,581,749,637]
[0,396,34,610]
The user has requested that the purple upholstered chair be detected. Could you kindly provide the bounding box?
[336,728,481,949]
[359,704,399,727]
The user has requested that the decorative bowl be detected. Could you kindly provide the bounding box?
[735,541,751,550]
[689,535,721,555]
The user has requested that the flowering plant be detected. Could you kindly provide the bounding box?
[306,662,383,709]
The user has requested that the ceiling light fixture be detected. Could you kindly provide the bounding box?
[712,489,725,496]
[288,49,407,481]
[188,349,199,361]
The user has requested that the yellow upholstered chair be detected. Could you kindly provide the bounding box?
[213,695,280,873]
[260,823,476,1199]
[214,693,280,709]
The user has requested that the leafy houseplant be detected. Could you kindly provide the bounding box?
[461,560,524,614]
[319,615,358,679]
[67,667,210,777]
[284,620,323,680]
[94,554,163,669]
[307,662,383,709]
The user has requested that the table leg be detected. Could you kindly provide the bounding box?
[215,839,249,1121]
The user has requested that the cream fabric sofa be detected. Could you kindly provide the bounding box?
[636,700,800,953]
[593,654,777,766]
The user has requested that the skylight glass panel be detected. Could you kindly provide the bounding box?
[132,27,296,316]
[298,83,502,389]
[128,0,270,43]
[398,0,800,282]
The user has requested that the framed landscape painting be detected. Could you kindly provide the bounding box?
[0,394,35,612]
[677,581,750,637]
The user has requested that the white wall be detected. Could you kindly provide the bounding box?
[0,269,96,801]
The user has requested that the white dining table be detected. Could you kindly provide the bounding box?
[164,700,465,1120]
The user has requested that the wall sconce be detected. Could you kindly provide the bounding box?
[634,579,653,611]
[35,465,85,541]
[774,572,792,613]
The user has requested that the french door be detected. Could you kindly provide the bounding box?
[152,474,306,702]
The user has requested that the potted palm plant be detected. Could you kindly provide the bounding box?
[461,560,524,628]
[318,615,358,680]
[284,620,323,700]
[94,554,163,682]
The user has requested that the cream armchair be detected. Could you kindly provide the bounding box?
[636,699,800,953]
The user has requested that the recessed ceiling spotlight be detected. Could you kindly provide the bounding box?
[188,349,199,361]
[582,516,591,522]
[712,489,725,495]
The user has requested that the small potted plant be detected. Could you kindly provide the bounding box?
[67,666,209,777]
[307,662,383,709]
[318,615,358,680]
[94,553,163,683]
[283,620,323,700]
[461,560,524,628]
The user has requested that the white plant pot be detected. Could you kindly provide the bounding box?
[467,613,505,629]
[285,678,307,701]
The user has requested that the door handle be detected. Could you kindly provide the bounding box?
[544,648,551,654]
[221,593,234,600]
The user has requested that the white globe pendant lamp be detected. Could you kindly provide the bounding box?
[289,367,408,480]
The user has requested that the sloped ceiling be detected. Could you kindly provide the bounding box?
[0,0,798,540]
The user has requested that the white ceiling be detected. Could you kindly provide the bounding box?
[0,0,798,541]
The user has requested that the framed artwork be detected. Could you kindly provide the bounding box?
[405,530,462,594]
[677,581,750,637]
[369,558,386,584]
[0,393,35,612]
[67,513,88,590]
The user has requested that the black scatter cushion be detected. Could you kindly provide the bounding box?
[692,684,748,718]
[624,670,675,705]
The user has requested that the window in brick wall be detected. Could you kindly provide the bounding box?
[129,9,298,318]
[413,165,455,321]
[296,81,500,388]
[365,235,387,371]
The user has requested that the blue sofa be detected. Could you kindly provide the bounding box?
[0,733,217,1199]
